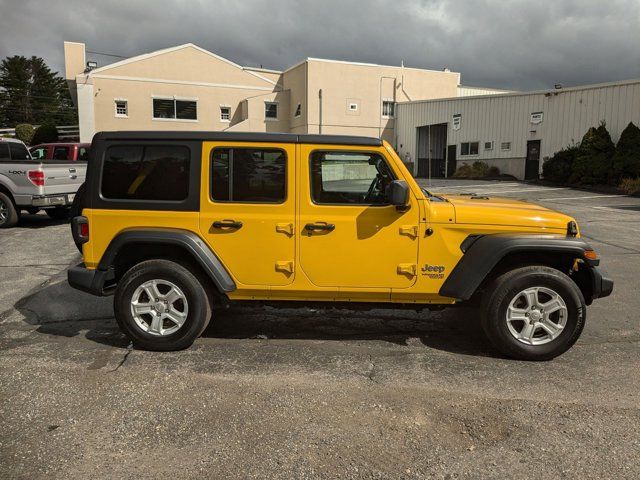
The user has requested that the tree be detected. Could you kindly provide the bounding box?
[0,55,77,127]
[542,145,579,184]
[31,124,59,145]
[612,122,640,181]
[14,123,35,145]
[570,123,615,185]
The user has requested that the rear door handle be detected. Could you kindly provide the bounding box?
[212,220,243,229]
[304,222,335,232]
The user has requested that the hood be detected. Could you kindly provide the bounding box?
[441,194,574,232]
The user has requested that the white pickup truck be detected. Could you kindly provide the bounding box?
[0,138,87,228]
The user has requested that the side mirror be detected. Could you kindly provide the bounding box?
[387,180,410,211]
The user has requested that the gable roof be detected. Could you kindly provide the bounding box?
[87,43,278,85]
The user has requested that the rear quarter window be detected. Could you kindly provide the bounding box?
[101,145,190,201]
[0,144,9,160]
[8,142,30,160]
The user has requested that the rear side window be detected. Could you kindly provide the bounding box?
[9,142,30,160]
[211,147,286,203]
[0,144,9,160]
[78,147,89,161]
[102,145,190,201]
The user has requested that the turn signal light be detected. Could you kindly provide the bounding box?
[584,250,598,261]
[28,170,45,187]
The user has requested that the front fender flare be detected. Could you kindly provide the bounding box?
[439,234,597,301]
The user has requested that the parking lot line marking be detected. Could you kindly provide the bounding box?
[538,194,628,201]
[435,187,570,195]
[429,183,521,189]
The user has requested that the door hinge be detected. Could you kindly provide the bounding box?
[397,263,417,277]
[399,225,418,238]
[275,261,294,274]
[275,223,294,236]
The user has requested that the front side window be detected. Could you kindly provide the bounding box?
[153,98,197,120]
[102,145,190,201]
[310,151,395,205]
[211,147,286,203]
[382,100,394,118]
[0,143,11,160]
[53,146,70,160]
[460,142,479,156]
[9,142,30,160]
[265,102,278,120]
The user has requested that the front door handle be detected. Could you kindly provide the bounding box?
[304,222,335,232]
[212,220,243,229]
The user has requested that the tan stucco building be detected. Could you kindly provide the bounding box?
[64,41,468,144]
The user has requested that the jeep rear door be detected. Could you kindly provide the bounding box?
[199,142,296,287]
[298,145,420,290]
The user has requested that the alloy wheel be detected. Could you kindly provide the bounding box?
[130,279,189,336]
[505,286,568,345]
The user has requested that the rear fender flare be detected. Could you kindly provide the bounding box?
[99,228,236,293]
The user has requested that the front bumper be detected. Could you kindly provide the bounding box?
[591,266,614,300]
[68,263,114,296]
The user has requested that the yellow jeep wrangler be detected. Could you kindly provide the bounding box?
[68,132,613,359]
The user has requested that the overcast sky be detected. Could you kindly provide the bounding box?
[1,0,639,90]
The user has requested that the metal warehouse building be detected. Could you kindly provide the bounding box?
[395,79,640,180]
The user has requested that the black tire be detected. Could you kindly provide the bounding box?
[0,192,19,228]
[114,259,211,351]
[46,207,71,220]
[480,265,586,361]
[70,182,86,219]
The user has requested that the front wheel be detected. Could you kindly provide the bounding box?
[114,259,211,351]
[481,265,586,361]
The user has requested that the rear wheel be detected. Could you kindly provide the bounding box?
[114,259,211,351]
[481,265,586,361]
[0,192,19,228]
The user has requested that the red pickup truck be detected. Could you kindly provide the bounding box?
[30,143,90,161]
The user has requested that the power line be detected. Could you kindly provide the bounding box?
[86,50,127,59]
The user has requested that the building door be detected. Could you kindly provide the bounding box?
[446,145,457,177]
[199,142,296,286]
[298,145,420,289]
[525,140,541,180]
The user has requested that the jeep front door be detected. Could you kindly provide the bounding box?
[199,142,295,287]
[298,146,420,290]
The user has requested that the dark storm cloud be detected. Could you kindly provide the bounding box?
[1,0,638,90]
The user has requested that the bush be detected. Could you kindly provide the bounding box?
[542,145,579,184]
[612,122,640,182]
[31,123,59,145]
[14,124,35,145]
[619,178,640,195]
[487,166,501,177]
[570,123,615,185]
[452,161,492,178]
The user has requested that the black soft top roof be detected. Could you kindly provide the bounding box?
[92,131,383,147]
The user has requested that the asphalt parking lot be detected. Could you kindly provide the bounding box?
[1,180,639,479]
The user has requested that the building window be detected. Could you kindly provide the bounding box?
[211,148,286,203]
[484,141,493,150]
[348,103,358,112]
[382,100,395,118]
[501,142,511,151]
[294,103,301,117]
[153,98,197,121]
[102,145,190,201]
[115,100,128,117]
[265,101,278,120]
[460,142,479,156]
[220,106,231,122]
